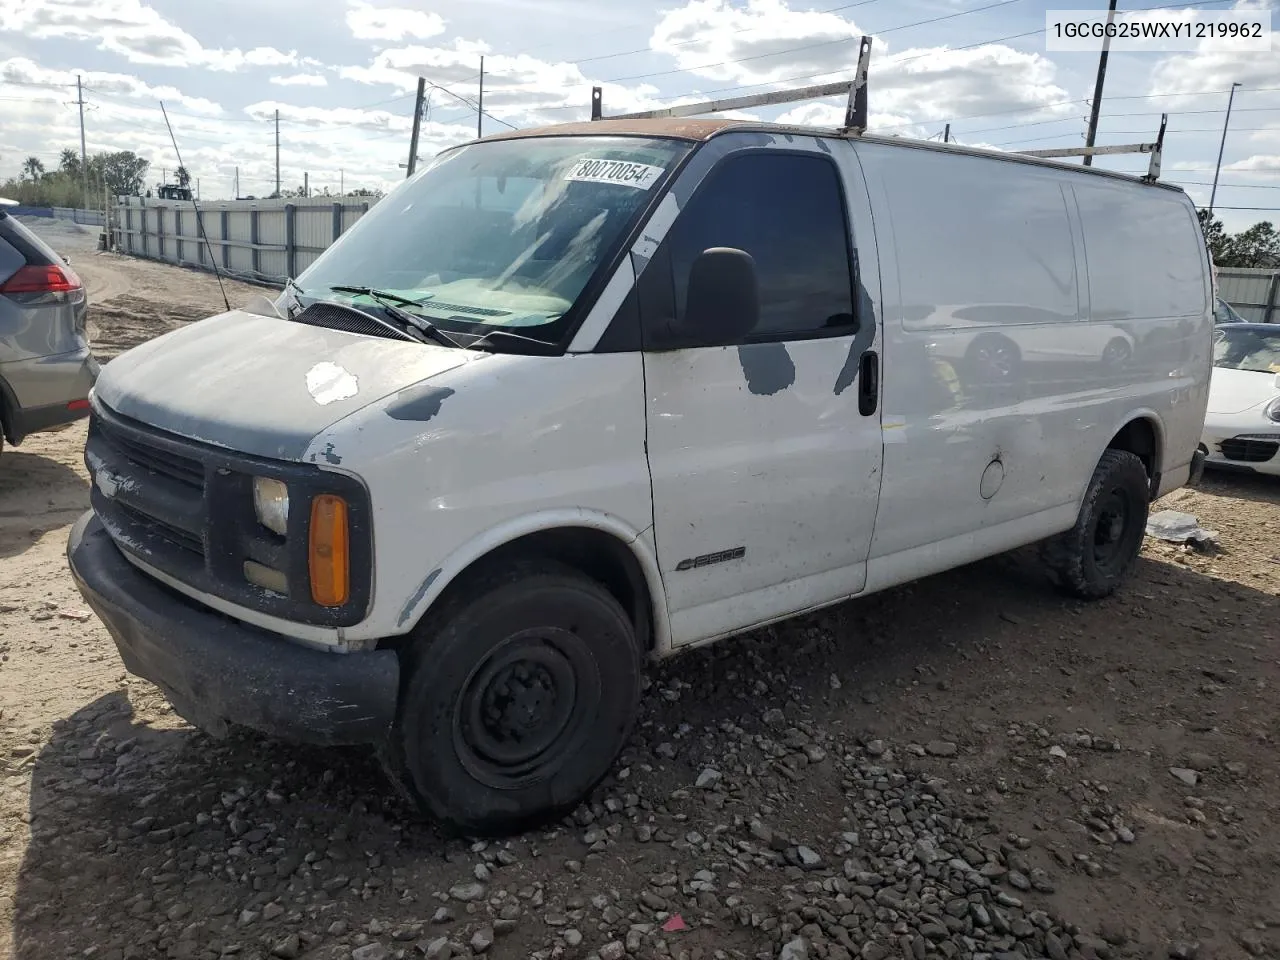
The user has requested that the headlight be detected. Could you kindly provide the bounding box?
[1267,398,1280,424]
[253,477,290,536]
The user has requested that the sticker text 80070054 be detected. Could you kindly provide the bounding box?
[564,159,665,190]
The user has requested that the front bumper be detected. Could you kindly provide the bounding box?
[1201,421,1280,476]
[67,511,400,746]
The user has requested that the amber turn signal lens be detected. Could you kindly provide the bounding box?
[309,494,350,607]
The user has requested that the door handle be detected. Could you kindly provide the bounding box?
[858,349,879,416]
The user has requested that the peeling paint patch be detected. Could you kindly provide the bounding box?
[738,342,796,396]
[319,442,342,465]
[834,341,860,396]
[386,384,456,422]
[306,361,359,406]
[397,568,442,628]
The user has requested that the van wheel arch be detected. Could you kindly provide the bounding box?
[395,526,657,656]
[1106,416,1162,498]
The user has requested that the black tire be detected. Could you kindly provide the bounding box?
[390,560,641,836]
[1041,449,1150,600]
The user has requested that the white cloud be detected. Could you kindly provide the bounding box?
[650,0,866,86]
[649,1,1070,136]
[0,0,299,73]
[346,1,447,42]
[1224,155,1280,179]
[773,45,1072,136]
[338,41,662,128]
[270,73,328,87]
[0,57,224,114]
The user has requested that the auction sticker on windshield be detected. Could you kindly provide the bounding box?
[565,159,665,190]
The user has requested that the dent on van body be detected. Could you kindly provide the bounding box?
[302,350,657,644]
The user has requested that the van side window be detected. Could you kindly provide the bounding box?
[653,151,856,344]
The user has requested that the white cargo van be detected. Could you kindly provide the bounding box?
[68,117,1213,835]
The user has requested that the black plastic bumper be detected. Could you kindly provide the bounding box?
[66,511,400,747]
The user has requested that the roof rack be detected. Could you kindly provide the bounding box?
[589,45,1167,182]
[1016,113,1168,182]
[591,36,873,135]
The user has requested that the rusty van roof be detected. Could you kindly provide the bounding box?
[476,118,745,142]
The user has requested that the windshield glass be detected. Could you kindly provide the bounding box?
[294,136,690,345]
[1214,326,1280,374]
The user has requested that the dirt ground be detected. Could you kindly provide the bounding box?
[2,222,1280,960]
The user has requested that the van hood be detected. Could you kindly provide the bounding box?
[93,309,476,460]
[1207,365,1279,416]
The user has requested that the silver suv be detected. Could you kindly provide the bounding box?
[0,199,99,457]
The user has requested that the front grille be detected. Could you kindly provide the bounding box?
[1220,436,1280,463]
[85,402,375,628]
[290,302,413,341]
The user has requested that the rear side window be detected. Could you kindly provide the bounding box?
[650,151,856,343]
[0,214,59,266]
[1074,183,1207,321]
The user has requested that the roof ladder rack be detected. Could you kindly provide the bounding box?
[1017,113,1168,182]
[590,36,873,135]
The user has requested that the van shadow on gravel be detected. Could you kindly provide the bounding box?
[11,546,1280,960]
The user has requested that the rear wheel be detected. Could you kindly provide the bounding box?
[1041,449,1150,599]
[390,561,641,836]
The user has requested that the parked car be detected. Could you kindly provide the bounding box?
[66,119,1214,834]
[0,198,98,459]
[1199,322,1280,476]
[1215,297,1247,324]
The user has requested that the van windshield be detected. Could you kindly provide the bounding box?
[295,136,689,346]
[1213,326,1280,374]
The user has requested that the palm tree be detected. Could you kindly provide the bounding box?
[174,165,191,189]
[59,148,80,176]
[21,156,44,181]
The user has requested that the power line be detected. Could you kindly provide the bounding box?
[602,0,1025,84]
[572,0,888,67]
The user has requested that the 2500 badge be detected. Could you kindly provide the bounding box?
[675,546,746,572]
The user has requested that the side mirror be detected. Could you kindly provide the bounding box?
[683,247,760,346]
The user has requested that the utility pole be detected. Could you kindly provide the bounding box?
[304,171,309,198]
[406,77,426,178]
[196,178,200,199]
[234,166,239,200]
[274,109,281,198]
[340,168,344,196]
[1083,0,1119,167]
[477,56,485,139]
[1210,82,1243,215]
[943,123,950,143]
[75,75,88,212]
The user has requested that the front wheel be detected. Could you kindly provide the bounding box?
[391,561,641,836]
[1041,449,1150,600]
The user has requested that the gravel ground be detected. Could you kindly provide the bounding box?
[2,229,1280,960]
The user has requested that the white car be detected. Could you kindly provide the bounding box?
[1201,323,1280,476]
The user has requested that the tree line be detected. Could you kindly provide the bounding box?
[3,149,383,206]
[1197,209,1278,270]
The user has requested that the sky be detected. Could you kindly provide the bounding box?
[0,0,1277,231]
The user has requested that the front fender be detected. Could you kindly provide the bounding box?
[391,509,671,655]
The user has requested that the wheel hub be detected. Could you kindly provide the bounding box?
[457,632,585,780]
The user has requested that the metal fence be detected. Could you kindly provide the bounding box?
[9,205,106,226]
[1219,267,1280,324]
[112,196,376,286]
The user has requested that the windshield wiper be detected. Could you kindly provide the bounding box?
[327,285,463,349]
